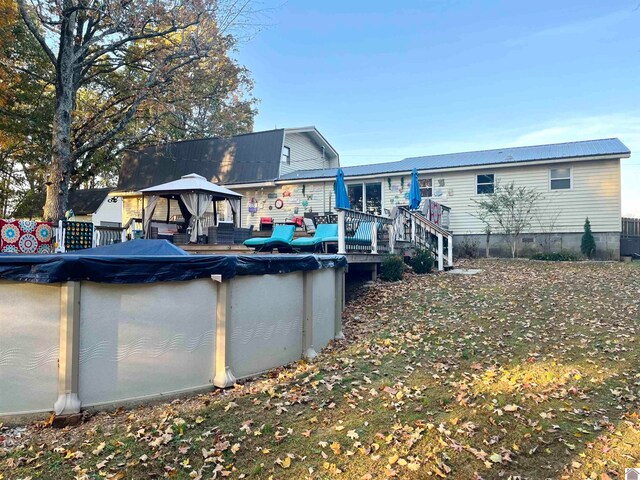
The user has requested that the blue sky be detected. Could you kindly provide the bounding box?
[237,0,640,215]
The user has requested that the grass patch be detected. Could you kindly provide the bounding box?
[1,260,639,479]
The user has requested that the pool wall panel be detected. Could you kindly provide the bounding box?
[0,282,60,415]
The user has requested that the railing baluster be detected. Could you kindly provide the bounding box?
[338,210,346,254]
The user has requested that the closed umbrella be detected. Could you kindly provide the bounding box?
[335,168,351,209]
[409,168,422,210]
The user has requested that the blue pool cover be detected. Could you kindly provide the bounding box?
[0,240,347,284]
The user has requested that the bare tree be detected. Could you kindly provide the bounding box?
[473,182,542,258]
[17,0,258,221]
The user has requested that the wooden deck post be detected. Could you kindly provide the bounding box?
[302,271,317,359]
[212,275,237,388]
[334,267,345,340]
[437,233,444,271]
[371,221,378,254]
[338,210,346,254]
[54,281,81,416]
[447,235,454,267]
[411,216,416,243]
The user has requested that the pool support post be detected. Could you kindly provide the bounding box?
[54,281,82,418]
[212,275,237,388]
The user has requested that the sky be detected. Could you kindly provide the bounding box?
[236,0,640,216]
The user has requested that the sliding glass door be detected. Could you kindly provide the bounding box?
[347,182,382,215]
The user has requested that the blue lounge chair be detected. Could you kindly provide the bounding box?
[243,224,295,252]
[345,221,381,248]
[290,224,338,253]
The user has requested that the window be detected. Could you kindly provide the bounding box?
[550,167,571,190]
[281,146,290,165]
[419,178,432,198]
[476,174,495,194]
[347,184,363,212]
[347,182,382,214]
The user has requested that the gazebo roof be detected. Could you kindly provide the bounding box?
[139,173,243,199]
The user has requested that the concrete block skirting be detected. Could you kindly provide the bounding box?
[0,266,346,421]
[453,232,621,260]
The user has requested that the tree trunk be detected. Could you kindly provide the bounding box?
[43,5,76,222]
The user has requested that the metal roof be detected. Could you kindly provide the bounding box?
[278,138,630,181]
[117,129,285,191]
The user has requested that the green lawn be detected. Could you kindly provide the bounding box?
[2,260,640,479]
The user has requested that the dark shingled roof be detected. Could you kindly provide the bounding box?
[117,129,285,191]
[69,188,112,215]
[279,138,631,181]
[12,188,111,219]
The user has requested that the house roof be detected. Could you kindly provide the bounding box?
[278,138,630,181]
[12,188,112,219]
[117,129,285,191]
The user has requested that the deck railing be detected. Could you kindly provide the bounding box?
[336,206,454,271]
[395,206,453,271]
[336,208,394,255]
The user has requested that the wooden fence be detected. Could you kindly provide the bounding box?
[621,217,640,256]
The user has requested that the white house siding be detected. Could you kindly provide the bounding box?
[236,181,334,228]
[92,196,123,226]
[372,158,620,234]
[279,132,338,176]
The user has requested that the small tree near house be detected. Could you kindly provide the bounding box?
[581,217,596,258]
[473,182,542,258]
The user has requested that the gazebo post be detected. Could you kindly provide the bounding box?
[141,194,145,239]
[196,194,200,240]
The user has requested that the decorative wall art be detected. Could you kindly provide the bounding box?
[0,219,53,254]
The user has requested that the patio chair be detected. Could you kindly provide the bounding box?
[345,221,381,248]
[290,223,338,253]
[243,224,295,253]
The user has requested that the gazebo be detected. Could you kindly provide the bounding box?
[140,173,243,243]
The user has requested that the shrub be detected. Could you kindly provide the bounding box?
[381,255,404,281]
[458,237,480,259]
[410,248,434,274]
[581,217,596,259]
[529,251,579,262]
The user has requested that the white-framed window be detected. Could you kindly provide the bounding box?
[476,173,495,194]
[347,182,383,215]
[549,167,571,190]
[281,146,291,165]
[419,178,432,197]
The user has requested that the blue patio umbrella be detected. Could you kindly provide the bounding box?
[335,168,351,209]
[409,168,422,210]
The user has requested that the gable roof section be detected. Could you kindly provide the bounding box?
[278,138,630,181]
[117,129,285,191]
[69,188,112,215]
[11,188,112,219]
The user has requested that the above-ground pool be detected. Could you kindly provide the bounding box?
[0,244,346,420]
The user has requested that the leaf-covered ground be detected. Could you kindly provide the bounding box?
[2,260,640,480]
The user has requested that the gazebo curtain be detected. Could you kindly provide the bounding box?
[228,198,240,226]
[181,193,211,242]
[143,195,160,239]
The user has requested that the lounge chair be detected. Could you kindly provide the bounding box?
[290,223,338,253]
[243,224,295,252]
[345,221,381,249]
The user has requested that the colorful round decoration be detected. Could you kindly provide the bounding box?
[1,223,19,244]
[274,199,284,209]
[1,244,18,253]
[35,223,52,243]
[37,244,52,254]
[18,234,38,253]
[18,220,36,233]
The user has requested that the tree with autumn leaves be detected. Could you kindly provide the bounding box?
[2,0,257,220]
